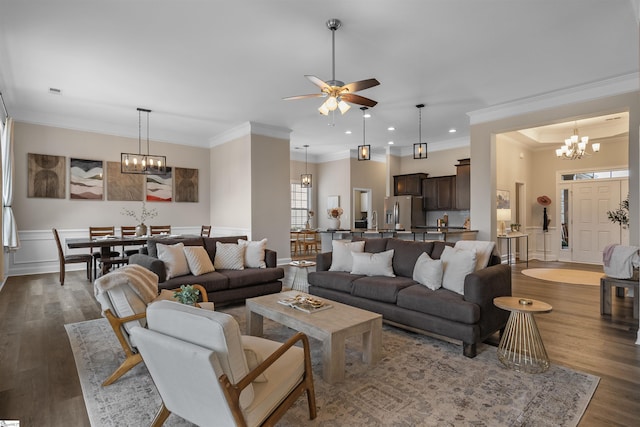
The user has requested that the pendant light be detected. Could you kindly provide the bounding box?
[121,108,167,174]
[301,144,312,188]
[413,104,427,159]
[358,107,371,160]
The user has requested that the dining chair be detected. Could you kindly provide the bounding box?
[121,226,142,256]
[131,300,316,427]
[290,232,300,256]
[52,228,93,286]
[200,225,211,237]
[150,225,172,235]
[90,226,125,277]
[298,230,318,255]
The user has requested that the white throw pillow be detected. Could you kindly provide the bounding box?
[413,252,443,290]
[351,249,396,277]
[454,240,496,271]
[440,246,477,295]
[238,238,267,268]
[329,240,366,272]
[157,242,191,279]
[183,246,215,276]
[214,242,245,270]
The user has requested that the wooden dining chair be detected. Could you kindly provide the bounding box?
[200,225,211,237]
[90,226,126,277]
[299,230,318,255]
[150,225,172,235]
[121,226,142,256]
[290,232,300,256]
[52,228,93,285]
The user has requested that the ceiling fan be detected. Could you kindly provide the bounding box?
[283,18,380,116]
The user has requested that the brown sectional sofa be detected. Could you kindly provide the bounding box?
[129,235,283,305]
[308,238,511,357]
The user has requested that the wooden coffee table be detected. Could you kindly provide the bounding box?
[246,291,382,383]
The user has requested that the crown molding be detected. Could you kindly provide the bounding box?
[468,73,640,125]
[209,121,291,147]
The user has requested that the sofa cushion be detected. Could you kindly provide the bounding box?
[183,246,215,276]
[351,276,416,303]
[238,238,267,268]
[147,237,204,258]
[429,241,451,260]
[214,242,245,270]
[307,271,361,293]
[351,237,390,253]
[454,240,496,271]
[441,246,477,295]
[351,249,395,277]
[329,240,365,272]
[222,267,285,289]
[397,285,481,324]
[157,242,191,279]
[412,252,443,290]
[202,236,249,261]
[159,271,230,293]
[385,239,435,278]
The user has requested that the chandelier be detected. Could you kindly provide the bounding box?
[301,145,312,188]
[358,107,370,160]
[121,108,166,174]
[413,104,427,159]
[555,122,600,160]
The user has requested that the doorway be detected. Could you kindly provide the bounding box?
[353,188,372,229]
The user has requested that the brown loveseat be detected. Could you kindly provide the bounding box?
[308,238,511,357]
[129,235,284,305]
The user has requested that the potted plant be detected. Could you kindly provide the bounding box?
[173,284,200,306]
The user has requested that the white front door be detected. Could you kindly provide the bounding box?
[571,180,621,263]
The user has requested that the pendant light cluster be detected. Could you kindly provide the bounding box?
[301,144,312,188]
[358,107,371,161]
[121,108,166,174]
[413,104,427,159]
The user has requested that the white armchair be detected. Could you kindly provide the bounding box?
[131,300,317,427]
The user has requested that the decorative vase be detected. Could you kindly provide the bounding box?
[328,217,340,230]
[135,223,147,237]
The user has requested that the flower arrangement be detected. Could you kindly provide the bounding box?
[121,201,158,225]
[607,195,629,227]
[327,207,343,219]
[305,210,315,229]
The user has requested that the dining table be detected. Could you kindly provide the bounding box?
[66,235,149,275]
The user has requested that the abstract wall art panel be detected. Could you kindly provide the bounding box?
[70,158,103,200]
[27,153,66,198]
[106,161,144,201]
[174,167,198,202]
[146,167,172,202]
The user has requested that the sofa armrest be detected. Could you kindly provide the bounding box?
[464,264,512,305]
[315,252,332,271]
[265,249,277,268]
[129,253,167,283]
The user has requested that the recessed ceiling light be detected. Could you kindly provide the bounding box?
[345,130,352,135]
[449,128,457,133]
[387,126,395,131]
[388,141,394,145]
[364,113,371,118]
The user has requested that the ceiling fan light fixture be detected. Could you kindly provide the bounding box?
[338,99,351,114]
[318,103,330,116]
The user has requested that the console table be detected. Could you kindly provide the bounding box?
[497,233,528,267]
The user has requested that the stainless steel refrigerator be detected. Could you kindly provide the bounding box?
[384,196,426,230]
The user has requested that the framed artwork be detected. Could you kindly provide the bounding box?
[327,195,340,209]
[106,161,144,201]
[146,167,172,202]
[70,158,103,200]
[497,189,510,209]
[174,167,198,202]
[28,153,66,198]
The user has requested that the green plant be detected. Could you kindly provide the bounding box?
[607,195,629,227]
[173,285,200,305]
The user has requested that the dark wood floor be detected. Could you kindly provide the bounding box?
[0,259,638,426]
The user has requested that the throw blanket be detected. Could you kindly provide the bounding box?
[94,264,159,304]
[603,245,640,279]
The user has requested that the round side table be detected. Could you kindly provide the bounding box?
[494,296,553,374]
[289,261,316,292]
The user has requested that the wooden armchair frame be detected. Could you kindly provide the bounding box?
[150,332,317,427]
[101,284,209,386]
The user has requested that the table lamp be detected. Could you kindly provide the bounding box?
[497,208,512,236]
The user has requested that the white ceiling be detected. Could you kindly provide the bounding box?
[0,1,637,160]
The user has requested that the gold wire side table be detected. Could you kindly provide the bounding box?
[494,296,553,374]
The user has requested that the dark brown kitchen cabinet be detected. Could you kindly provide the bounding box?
[455,158,471,210]
[393,173,428,196]
[423,175,456,210]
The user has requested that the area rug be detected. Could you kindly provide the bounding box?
[522,268,603,286]
[66,306,599,427]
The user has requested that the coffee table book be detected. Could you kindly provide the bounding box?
[277,295,333,314]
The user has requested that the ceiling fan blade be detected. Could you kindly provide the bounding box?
[305,75,331,90]
[341,93,378,107]
[283,93,326,101]
[341,78,380,93]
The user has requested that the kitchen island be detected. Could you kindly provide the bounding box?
[317,228,478,252]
